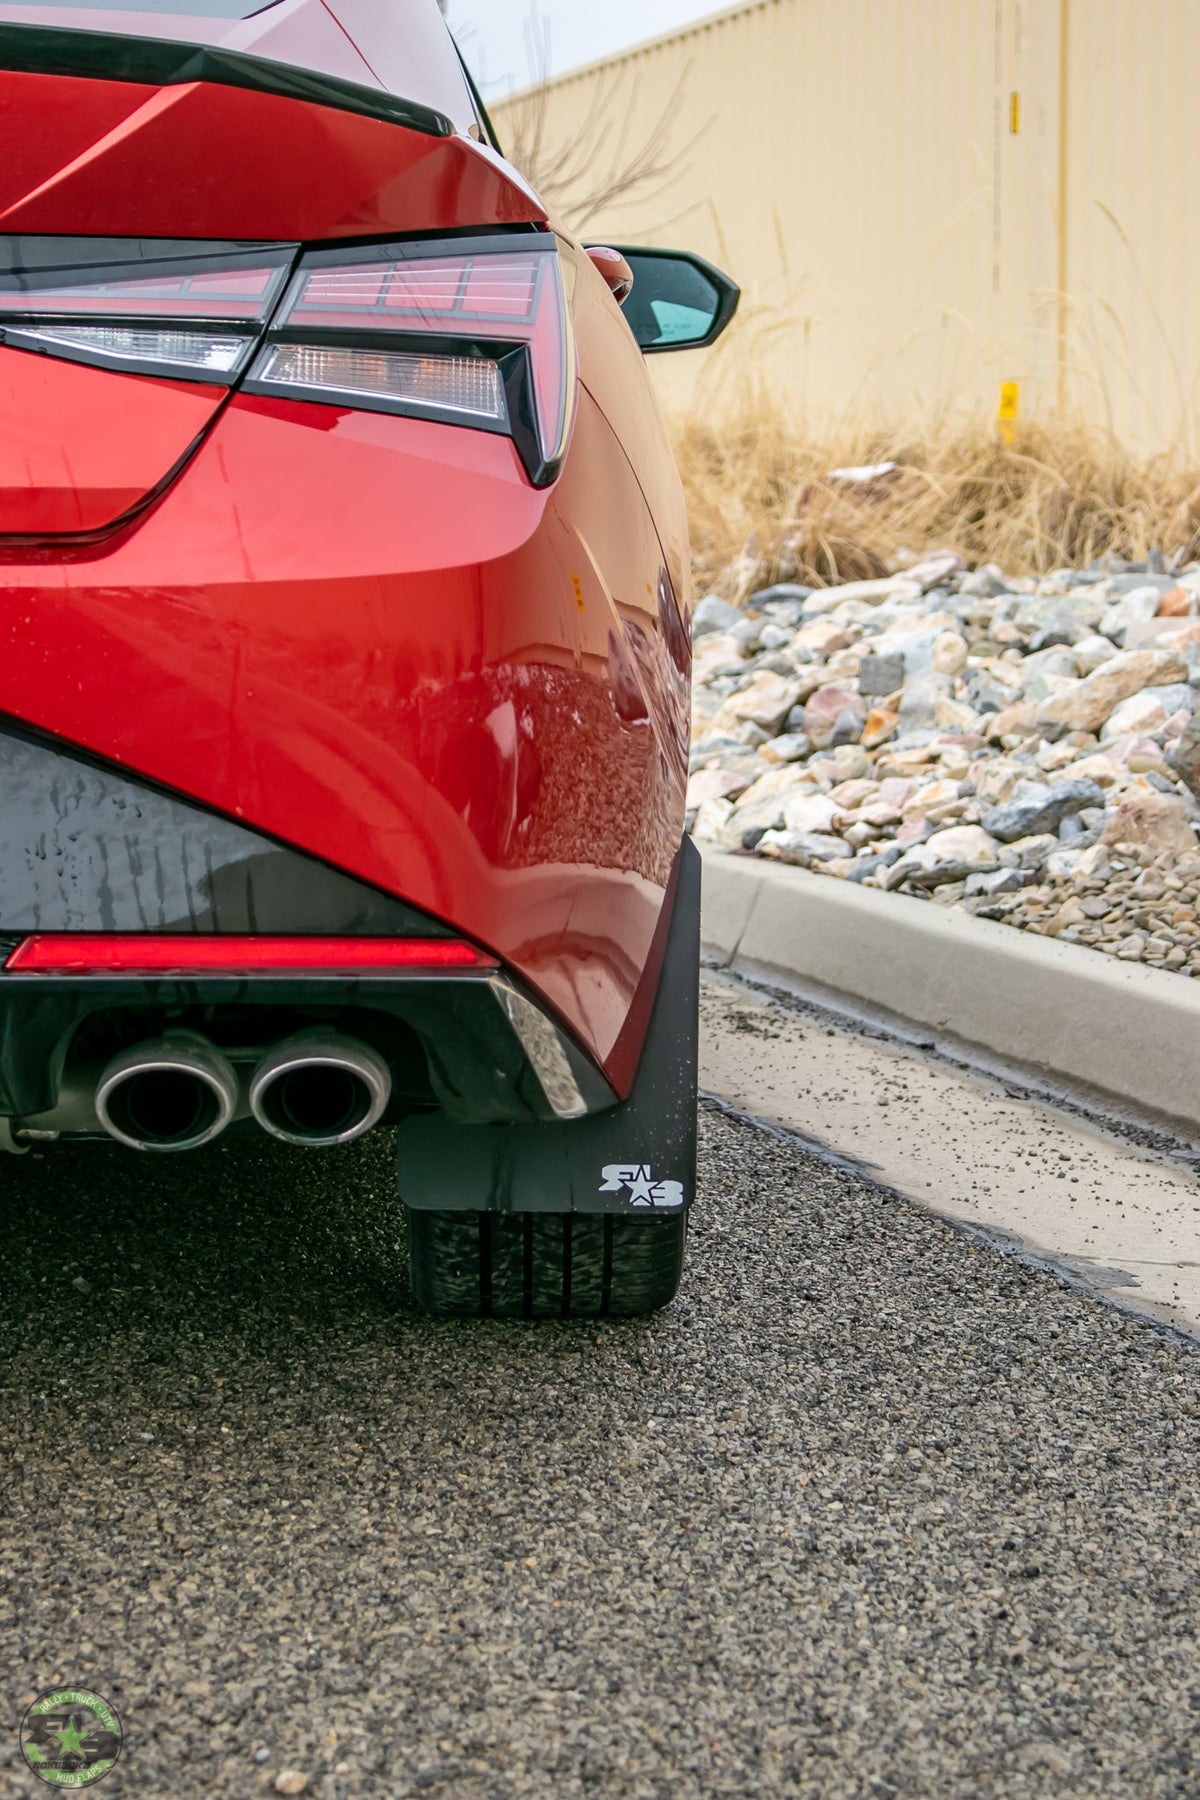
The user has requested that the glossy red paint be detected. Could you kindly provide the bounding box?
[5,935,494,973]
[0,387,685,1089]
[0,0,481,130]
[0,74,543,239]
[0,349,223,533]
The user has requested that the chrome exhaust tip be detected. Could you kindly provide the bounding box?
[96,1033,238,1153]
[249,1033,391,1148]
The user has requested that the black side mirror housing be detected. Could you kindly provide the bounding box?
[598,246,739,354]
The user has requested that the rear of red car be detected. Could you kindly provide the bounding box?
[0,0,712,1316]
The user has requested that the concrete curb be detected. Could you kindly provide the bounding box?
[699,843,1200,1132]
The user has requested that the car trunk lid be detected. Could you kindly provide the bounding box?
[0,2,543,535]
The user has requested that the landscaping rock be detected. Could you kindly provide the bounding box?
[981,777,1106,842]
[882,825,1002,889]
[689,550,1200,979]
[857,652,905,697]
[758,829,852,865]
[1100,787,1196,856]
[711,669,805,736]
[692,594,744,638]
[1035,648,1189,734]
[804,684,866,749]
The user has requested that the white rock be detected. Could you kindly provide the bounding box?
[782,792,841,835]
[724,765,814,837]
[1017,646,1080,686]
[1066,843,1112,882]
[710,669,804,736]
[882,825,1001,888]
[800,577,923,615]
[757,732,811,764]
[686,765,751,808]
[1036,648,1189,733]
[931,630,969,675]
[960,563,1010,598]
[1099,690,1172,742]
[1063,752,1125,788]
[691,797,734,841]
[1100,585,1162,640]
[758,828,851,864]
[826,744,873,780]
[692,633,745,683]
[901,778,967,821]
[935,696,982,732]
[794,618,853,656]
[904,549,964,590]
[1073,634,1120,674]
[758,623,794,651]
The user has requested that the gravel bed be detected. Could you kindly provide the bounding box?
[689,554,1200,971]
[2,1116,1199,1796]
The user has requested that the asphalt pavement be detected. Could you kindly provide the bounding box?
[2,1102,1199,1798]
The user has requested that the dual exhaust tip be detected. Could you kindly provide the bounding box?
[95,1031,391,1154]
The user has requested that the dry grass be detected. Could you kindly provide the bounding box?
[674,385,1200,598]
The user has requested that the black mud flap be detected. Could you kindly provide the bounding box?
[398,838,699,1218]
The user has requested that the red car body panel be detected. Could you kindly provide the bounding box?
[0,349,222,532]
[0,385,688,1090]
[0,74,543,239]
[0,0,693,1100]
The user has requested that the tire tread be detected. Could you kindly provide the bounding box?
[408,1208,685,1318]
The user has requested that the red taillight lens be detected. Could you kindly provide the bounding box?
[280,251,545,330]
[0,238,295,382]
[0,258,290,321]
[3,936,495,974]
[247,233,578,485]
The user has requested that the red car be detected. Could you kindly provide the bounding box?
[0,0,737,1317]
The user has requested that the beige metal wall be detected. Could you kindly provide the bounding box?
[493,0,1198,452]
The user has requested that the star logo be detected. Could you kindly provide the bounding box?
[50,1720,89,1759]
[598,1164,687,1210]
[623,1165,658,1207]
[20,1689,123,1788]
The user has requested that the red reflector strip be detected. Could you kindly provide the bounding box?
[3,936,493,974]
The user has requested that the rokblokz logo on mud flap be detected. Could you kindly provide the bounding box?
[19,1689,122,1788]
[599,1164,685,1209]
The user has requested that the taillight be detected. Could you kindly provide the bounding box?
[245,232,579,486]
[0,231,579,487]
[0,237,295,382]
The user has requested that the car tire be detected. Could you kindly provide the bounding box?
[406,1208,686,1319]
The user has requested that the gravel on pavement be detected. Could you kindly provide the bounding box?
[2,1109,1199,1798]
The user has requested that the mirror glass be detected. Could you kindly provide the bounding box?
[619,252,727,353]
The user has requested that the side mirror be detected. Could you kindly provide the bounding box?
[599,246,740,354]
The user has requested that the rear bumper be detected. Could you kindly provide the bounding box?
[0,963,615,1135]
[0,388,688,1088]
